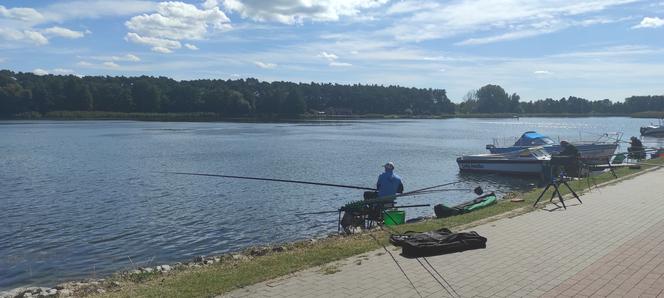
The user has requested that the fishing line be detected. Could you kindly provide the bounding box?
[423,257,460,298]
[415,258,455,298]
[378,213,460,298]
[369,234,422,298]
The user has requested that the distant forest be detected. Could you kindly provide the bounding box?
[1,69,663,117]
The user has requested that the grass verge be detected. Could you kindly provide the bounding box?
[96,160,664,298]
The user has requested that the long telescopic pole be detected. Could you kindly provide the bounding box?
[160,171,376,191]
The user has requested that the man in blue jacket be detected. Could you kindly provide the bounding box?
[377,162,404,198]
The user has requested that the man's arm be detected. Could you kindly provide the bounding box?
[397,182,404,194]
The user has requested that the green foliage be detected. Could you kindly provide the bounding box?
[1,69,663,118]
[131,80,161,112]
[476,84,513,113]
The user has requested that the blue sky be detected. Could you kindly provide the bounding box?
[1,0,663,102]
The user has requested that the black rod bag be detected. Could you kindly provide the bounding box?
[389,228,487,258]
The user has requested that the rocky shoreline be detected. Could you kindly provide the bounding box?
[0,239,316,298]
[1,215,444,298]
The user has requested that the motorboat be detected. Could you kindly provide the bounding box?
[640,120,664,137]
[485,131,619,164]
[457,147,550,175]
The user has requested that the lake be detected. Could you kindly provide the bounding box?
[1,117,662,290]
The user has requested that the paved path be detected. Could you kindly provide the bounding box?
[225,169,664,298]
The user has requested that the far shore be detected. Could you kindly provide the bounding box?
[1,110,663,123]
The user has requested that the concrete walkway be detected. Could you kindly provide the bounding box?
[225,169,664,298]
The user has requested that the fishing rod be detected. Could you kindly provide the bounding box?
[408,186,484,195]
[362,183,478,206]
[295,204,431,216]
[294,182,473,216]
[625,161,664,167]
[160,171,376,191]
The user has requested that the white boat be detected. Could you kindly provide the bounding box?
[457,147,550,175]
[486,131,619,165]
[641,120,664,137]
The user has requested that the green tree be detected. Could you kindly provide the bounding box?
[280,88,306,115]
[0,74,31,115]
[131,80,161,112]
[476,84,510,113]
[92,83,133,112]
[64,77,93,111]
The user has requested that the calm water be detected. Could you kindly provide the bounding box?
[1,117,662,289]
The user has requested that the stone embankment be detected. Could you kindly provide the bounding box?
[0,244,291,298]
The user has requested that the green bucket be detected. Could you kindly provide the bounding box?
[384,210,405,226]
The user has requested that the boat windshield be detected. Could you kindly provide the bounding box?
[514,147,549,158]
[529,147,550,158]
[513,132,556,146]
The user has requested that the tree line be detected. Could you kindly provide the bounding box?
[452,84,662,115]
[0,70,454,117]
[1,70,662,117]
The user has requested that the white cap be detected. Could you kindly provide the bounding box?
[383,162,395,170]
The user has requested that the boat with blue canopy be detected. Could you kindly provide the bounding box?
[485,131,619,164]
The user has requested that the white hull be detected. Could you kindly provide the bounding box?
[457,159,543,175]
[641,126,664,137]
[457,147,550,176]
[577,144,619,164]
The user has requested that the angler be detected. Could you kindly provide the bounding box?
[162,170,480,234]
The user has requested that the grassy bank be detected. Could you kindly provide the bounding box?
[4,110,664,123]
[88,159,664,298]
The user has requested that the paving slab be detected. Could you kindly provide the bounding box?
[223,168,664,298]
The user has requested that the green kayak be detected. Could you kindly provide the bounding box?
[434,192,497,218]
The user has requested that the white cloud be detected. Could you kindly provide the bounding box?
[534,70,552,75]
[0,5,44,22]
[90,54,141,62]
[125,32,181,52]
[329,61,352,67]
[103,61,120,68]
[0,3,105,45]
[203,0,220,9]
[125,1,230,53]
[76,60,123,69]
[254,61,276,69]
[40,1,157,23]
[184,43,199,50]
[317,50,354,67]
[23,30,49,45]
[220,0,388,24]
[123,54,141,61]
[0,28,48,45]
[42,26,86,39]
[32,68,49,76]
[633,17,664,28]
[456,26,561,46]
[386,0,638,43]
[152,47,173,54]
[552,45,663,58]
[319,51,338,61]
[386,1,439,15]
[455,17,627,46]
[52,68,74,74]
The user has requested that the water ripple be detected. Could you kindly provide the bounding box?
[0,118,653,290]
